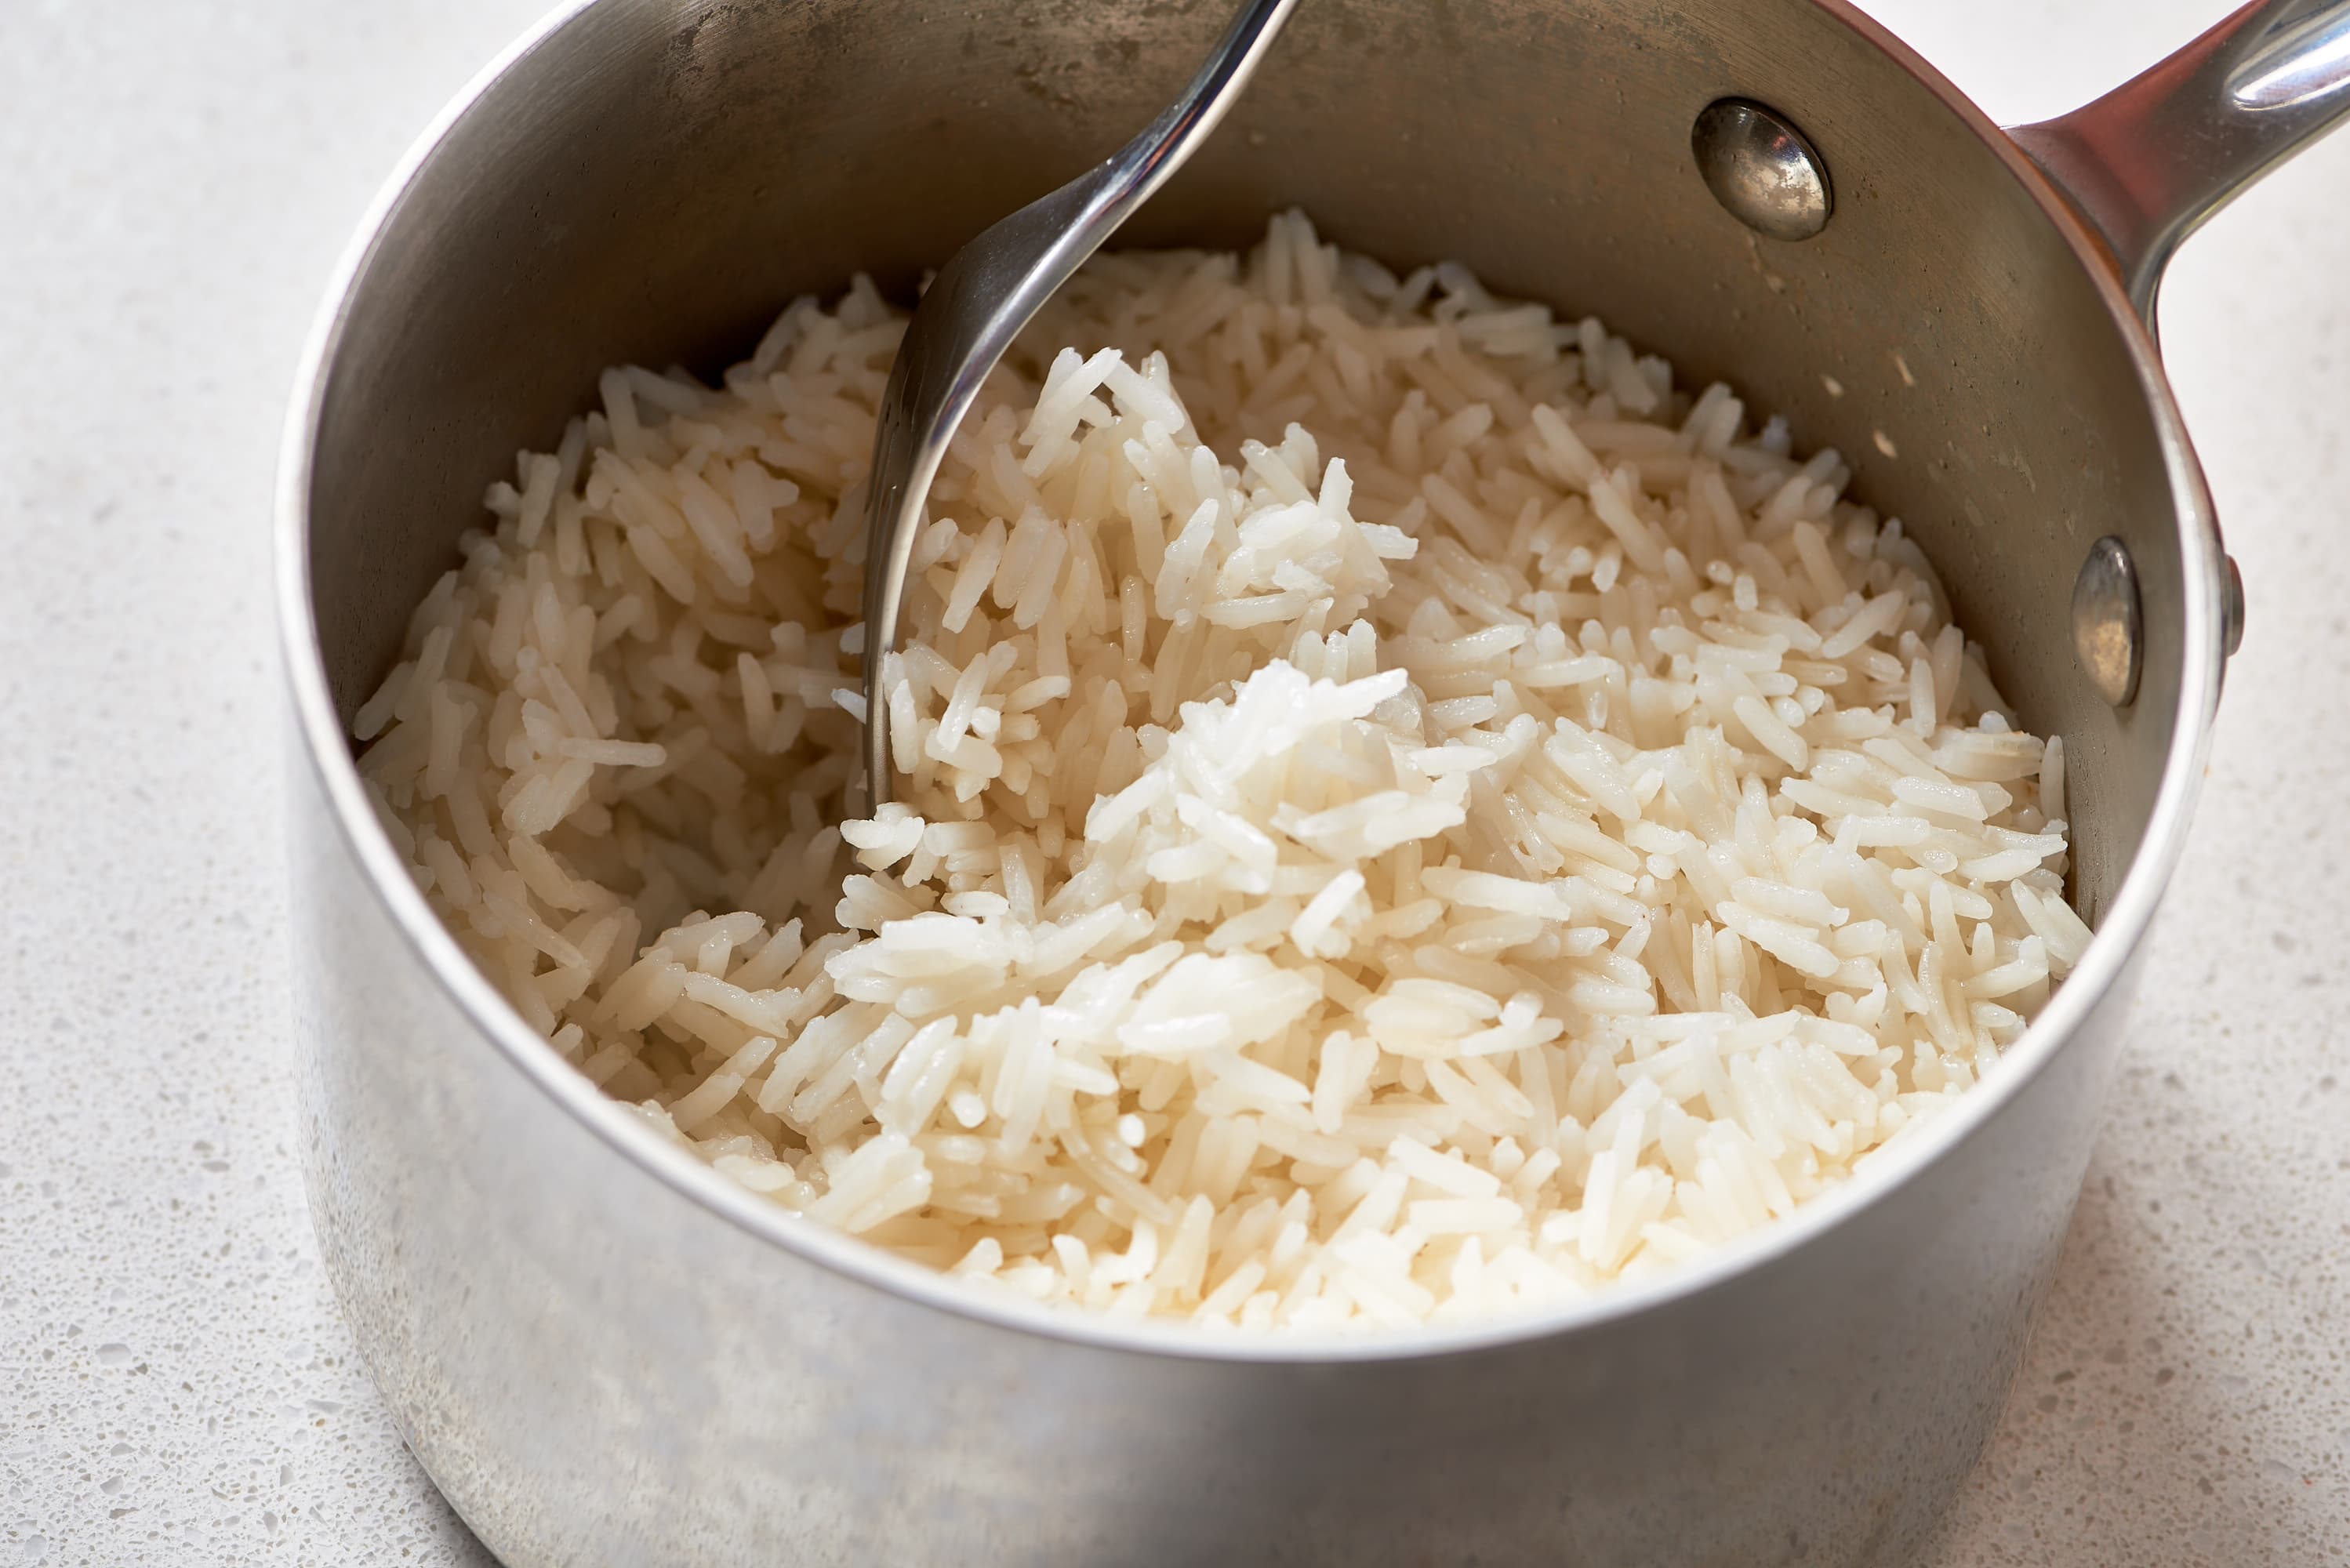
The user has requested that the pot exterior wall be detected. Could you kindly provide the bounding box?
[293,742,2142,1567]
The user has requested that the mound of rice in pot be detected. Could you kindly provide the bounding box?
[354,212,2090,1330]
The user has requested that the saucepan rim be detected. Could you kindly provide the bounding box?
[275,0,2226,1365]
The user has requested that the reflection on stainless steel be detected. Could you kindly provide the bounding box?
[1690,98,1833,241]
[2231,2,2350,108]
[2225,554,2248,655]
[859,0,1298,805]
[2012,0,2350,323]
[2073,535,2146,708]
[278,0,2312,1560]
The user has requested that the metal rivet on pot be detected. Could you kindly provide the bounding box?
[1691,99,1832,242]
[2221,555,2246,656]
[2072,535,2142,707]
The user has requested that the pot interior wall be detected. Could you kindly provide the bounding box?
[307,0,2186,925]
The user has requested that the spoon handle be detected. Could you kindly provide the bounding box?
[861,0,1301,806]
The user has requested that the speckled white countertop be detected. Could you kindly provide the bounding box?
[2,0,2344,1562]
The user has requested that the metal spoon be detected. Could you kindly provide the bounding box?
[859,0,1300,806]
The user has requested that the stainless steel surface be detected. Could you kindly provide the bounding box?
[859,0,1298,805]
[2073,535,2147,707]
[1690,99,1835,241]
[2012,0,2350,323]
[279,0,2280,1562]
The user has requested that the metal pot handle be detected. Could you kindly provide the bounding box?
[2010,0,2350,328]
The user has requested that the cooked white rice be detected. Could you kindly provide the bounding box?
[355,212,2089,1330]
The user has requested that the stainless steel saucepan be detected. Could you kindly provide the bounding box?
[277,2,2350,1562]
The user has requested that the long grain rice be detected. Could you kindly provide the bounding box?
[357,213,2085,1329]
